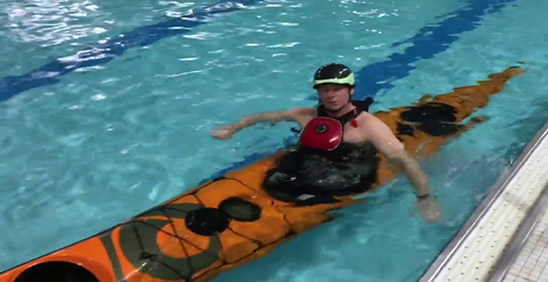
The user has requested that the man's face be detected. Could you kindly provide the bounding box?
[316,84,353,111]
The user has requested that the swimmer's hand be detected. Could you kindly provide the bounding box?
[210,125,237,140]
[416,196,442,223]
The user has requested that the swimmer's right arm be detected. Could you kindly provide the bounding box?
[210,107,315,140]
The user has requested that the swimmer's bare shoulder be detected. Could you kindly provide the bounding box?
[358,112,404,155]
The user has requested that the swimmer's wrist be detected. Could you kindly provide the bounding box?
[416,193,431,200]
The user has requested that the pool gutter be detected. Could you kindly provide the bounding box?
[420,118,548,282]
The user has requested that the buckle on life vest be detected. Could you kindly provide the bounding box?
[298,117,343,151]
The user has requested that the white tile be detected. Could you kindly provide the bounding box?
[421,124,548,282]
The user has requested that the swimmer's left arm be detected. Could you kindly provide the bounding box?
[362,116,430,197]
[363,115,441,222]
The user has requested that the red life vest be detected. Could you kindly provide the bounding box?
[298,117,343,151]
[298,98,373,150]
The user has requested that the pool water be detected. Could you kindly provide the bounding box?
[1,0,548,281]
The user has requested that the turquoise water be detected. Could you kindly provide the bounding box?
[1,0,548,281]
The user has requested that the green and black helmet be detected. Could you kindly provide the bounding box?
[312,63,355,89]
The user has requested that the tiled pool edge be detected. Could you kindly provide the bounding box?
[420,118,548,281]
[491,183,548,281]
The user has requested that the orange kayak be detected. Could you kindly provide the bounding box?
[0,67,523,282]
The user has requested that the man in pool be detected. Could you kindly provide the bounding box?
[210,63,441,223]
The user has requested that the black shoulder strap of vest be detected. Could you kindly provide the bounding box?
[336,109,359,126]
[316,104,328,117]
[352,97,374,112]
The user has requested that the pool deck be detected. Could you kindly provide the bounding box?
[420,119,548,282]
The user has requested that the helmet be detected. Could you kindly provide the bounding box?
[313,63,355,89]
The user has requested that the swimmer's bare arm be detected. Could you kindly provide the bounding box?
[362,115,430,197]
[210,107,315,140]
[363,115,441,222]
